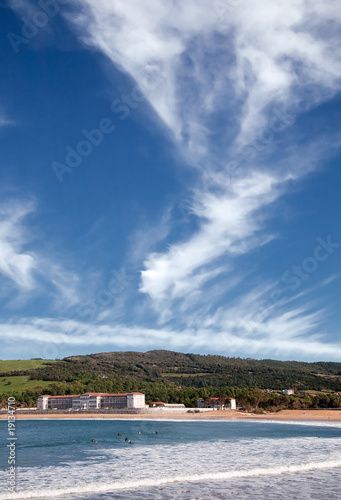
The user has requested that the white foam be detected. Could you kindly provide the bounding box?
[13,417,341,427]
[255,419,341,428]
[1,421,340,499]
[1,459,341,499]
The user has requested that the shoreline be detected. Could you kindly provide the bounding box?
[1,409,340,421]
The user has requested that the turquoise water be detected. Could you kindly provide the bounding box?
[0,418,341,499]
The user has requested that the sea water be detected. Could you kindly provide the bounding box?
[0,418,341,499]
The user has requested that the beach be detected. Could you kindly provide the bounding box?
[1,409,340,421]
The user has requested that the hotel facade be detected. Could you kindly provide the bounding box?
[37,392,146,410]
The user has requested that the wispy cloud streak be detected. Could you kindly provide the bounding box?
[1,313,340,360]
[0,199,80,308]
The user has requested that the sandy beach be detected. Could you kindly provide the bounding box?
[1,409,340,421]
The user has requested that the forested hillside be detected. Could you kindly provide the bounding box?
[8,350,341,390]
[1,350,340,409]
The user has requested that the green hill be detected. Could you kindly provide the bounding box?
[0,360,57,395]
[0,351,340,409]
[0,359,56,372]
[2,350,341,391]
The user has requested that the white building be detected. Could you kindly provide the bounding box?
[37,392,145,410]
[151,402,186,409]
[197,397,236,410]
[228,398,237,410]
[38,395,75,410]
[282,389,295,395]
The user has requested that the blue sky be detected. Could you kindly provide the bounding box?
[0,0,341,361]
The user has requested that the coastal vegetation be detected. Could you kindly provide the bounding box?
[0,350,340,410]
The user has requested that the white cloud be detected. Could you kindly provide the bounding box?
[0,199,80,308]
[140,171,279,305]
[61,1,341,355]
[69,0,341,304]
[321,274,340,287]
[70,0,341,151]
[229,0,341,144]
[1,311,340,360]
[0,200,36,290]
[139,133,339,318]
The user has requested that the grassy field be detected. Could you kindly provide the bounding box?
[0,376,54,395]
[0,359,56,373]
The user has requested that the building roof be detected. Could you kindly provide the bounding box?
[81,393,110,396]
[103,393,130,397]
[103,392,145,396]
[151,401,165,405]
[39,395,80,399]
[39,392,145,398]
[163,403,185,406]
